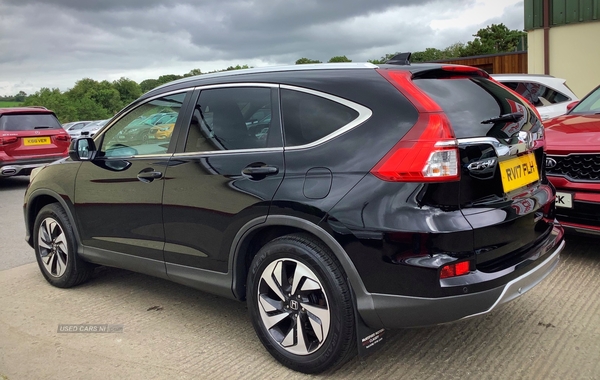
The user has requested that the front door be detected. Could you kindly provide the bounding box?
[74,92,190,264]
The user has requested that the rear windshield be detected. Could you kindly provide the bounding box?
[0,113,62,131]
[413,77,538,139]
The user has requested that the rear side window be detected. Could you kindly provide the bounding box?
[502,81,569,106]
[281,89,358,146]
[414,77,538,139]
[0,113,62,131]
[185,87,276,152]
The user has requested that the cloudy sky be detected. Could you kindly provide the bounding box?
[0,0,523,96]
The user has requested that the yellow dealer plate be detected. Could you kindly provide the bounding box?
[499,152,539,193]
[23,137,50,146]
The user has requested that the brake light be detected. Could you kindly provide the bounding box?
[55,134,70,141]
[371,113,459,182]
[441,65,489,77]
[0,136,18,146]
[373,69,459,182]
[440,261,471,279]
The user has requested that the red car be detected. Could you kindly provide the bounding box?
[0,107,70,177]
[544,84,600,235]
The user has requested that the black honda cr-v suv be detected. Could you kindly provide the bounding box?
[24,61,565,373]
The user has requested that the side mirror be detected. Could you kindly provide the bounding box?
[566,101,579,113]
[69,138,97,161]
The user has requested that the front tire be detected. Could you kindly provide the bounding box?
[247,233,356,373]
[33,203,94,288]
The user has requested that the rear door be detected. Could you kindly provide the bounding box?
[162,85,284,277]
[413,70,553,270]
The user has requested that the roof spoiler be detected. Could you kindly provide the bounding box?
[385,52,411,65]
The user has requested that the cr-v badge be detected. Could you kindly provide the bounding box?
[467,158,497,179]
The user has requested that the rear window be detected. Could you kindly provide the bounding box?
[501,81,569,105]
[413,77,537,139]
[0,113,62,131]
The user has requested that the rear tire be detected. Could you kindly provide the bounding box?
[247,233,356,373]
[33,203,94,288]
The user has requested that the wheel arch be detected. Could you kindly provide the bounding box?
[229,215,379,325]
[26,189,82,252]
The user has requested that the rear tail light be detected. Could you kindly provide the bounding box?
[371,113,459,181]
[55,134,70,142]
[0,136,19,146]
[440,261,471,279]
[373,69,459,182]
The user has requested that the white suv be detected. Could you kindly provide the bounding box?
[491,74,578,120]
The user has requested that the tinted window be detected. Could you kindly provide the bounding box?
[281,89,358,146]
[101,92,186,157]
[502,81,569,105]
[0,113,61,131]
[414,77,538,139]
[572,86,600,114]
[185,87,275,152]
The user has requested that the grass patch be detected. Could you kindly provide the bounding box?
[0,101,22,107]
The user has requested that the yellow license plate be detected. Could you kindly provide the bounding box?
[499,153,539,193]
[23,137,51,146]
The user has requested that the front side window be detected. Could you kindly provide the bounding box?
[185,87,274,152]
[100,93,186,157]
[280,89,358,147]
[503,81,569,106]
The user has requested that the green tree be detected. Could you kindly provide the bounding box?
[23,88,78,122]
[295,57,322,64]
[442,42,466,59]
[460,23,526,57]
[140,79,159,93]
[225,64,251,71]
[112,77,141,107]
[411,48,445,62]
[368,53,397,64]
[184,68,203,77]
[328,56,352,63]
[14,91,27,102]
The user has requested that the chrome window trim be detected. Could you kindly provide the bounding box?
[174,147,284,157]
[193,83,279,90]
[101,153,174,160]
[280,84,373,150]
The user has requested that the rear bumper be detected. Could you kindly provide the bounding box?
[359,233,564,329]
[1,156,65,177]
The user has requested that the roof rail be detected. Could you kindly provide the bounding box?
[386,52,412,65]
[27,106,48,110]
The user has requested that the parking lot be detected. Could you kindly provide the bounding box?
[1,176,599,379]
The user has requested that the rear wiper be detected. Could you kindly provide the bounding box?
[481,112,524,124]
[34,125,52,129]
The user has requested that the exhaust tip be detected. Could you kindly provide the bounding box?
[1,167,18,176]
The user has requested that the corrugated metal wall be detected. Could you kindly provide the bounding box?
[525,0,600,30]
